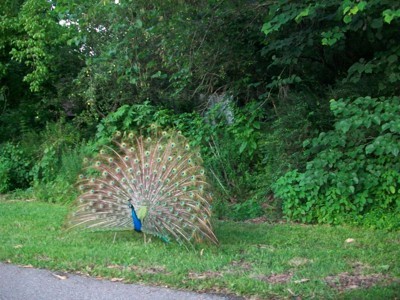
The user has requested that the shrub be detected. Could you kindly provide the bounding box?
[273,96,400,228]
[0,142,33,192]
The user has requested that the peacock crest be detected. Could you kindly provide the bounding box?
[68,130,218,245]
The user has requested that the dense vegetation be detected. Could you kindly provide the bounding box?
[1,0,399,229]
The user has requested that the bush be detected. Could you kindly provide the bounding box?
[0,142,33,192]
[273,96,400,228]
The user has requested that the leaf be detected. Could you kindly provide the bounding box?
[295,7,310,23]
[349,186,355,194]
[370,18,383,29]
[239,141,247,154]
[343,15,352,24]
[387,55,398,64]
[52,273,68,280]
[336,120,351,133]
[389,186,396,194]
[135,19,143,28]
[365,144,375,154]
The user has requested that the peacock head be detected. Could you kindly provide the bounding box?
[127,199,134,209]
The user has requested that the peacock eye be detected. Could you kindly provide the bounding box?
[121,142,127,148]
[108,157,114,163]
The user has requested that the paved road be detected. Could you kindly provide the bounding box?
[0,263,236,300]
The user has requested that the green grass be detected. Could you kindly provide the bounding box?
[0,200,399,299]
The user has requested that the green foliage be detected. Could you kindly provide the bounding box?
[1,0,400,227]
[29,120,81,184]
[274,96,400,228]
[8,0,78,92]
[261,0,400,97]
[0,142,32,192]
[32,145,85,203]
[94,102,175,142]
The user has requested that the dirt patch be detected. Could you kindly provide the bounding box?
[324,261,392,291]
[252,272,293,284]
[325,272,387,291]
[107,264,169,275]
[244,216,269,224]
[230,259,253,272]
[288,257,311,267]
[188,270,223,280]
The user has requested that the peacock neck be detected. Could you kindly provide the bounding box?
[129,203,142,232]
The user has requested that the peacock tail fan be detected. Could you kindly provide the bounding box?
[67,129,219,246]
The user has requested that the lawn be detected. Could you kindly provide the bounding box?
[0,199,399,299]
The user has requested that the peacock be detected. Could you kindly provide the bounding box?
[68,130,218,246]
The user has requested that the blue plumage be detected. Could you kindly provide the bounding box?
[128,201,142,232]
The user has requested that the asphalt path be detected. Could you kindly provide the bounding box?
[0,263,236,300]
